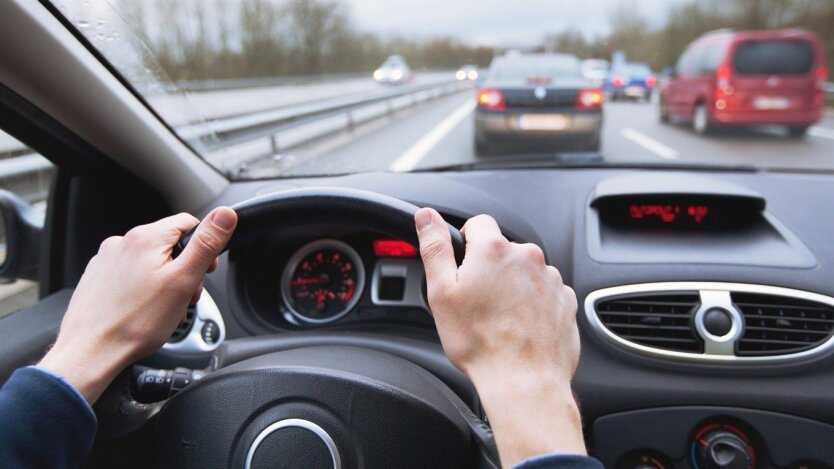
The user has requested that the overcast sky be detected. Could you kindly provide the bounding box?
[344,0,688,47]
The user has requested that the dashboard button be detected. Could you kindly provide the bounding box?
[201,320,220,344]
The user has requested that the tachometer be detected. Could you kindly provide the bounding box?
[280,240,365,323]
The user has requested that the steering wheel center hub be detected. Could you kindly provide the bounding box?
[245,418,340,469]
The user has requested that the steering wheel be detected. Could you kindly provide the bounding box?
[94,188,499,469]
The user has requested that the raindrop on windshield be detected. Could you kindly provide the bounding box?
[77,20,90,28]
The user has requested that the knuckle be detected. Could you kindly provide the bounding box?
[420,236,447,260]
[521,243,545,264]
[123,226,148,244]
[487,237,509,256]
[191,229,222,257]
[98,236,122,253]
[548,265,564,285]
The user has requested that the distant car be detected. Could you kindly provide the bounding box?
[373,55,413,85]
[474,53,604,154]
[604,62,657,101]
[581,59,610,87]
[456,65,479,81]
[660,29,827,136]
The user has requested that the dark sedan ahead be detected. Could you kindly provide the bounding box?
[475,53,603,154]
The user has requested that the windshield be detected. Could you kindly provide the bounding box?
[51,1,834,179]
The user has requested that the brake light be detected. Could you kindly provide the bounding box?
[374,240,418,257]
[716,64,732,88]
[816,65,829,88]
[611,75,624,87]
[527,77,552,85]
[646,75,657,88]
[477,88,506,110]
[576,88,604,109]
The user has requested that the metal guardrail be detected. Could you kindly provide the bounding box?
[0,77,470,194]
[153,72,371,93]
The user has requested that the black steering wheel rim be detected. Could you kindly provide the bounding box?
[94,189,496,468]
[176,187,466,264]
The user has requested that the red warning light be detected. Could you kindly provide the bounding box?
[374,239,418,257]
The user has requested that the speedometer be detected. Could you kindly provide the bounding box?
[280,239,365,324]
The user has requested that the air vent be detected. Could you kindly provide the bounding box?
[733,292,834,356]
[169,305,196,343]
[595,293,702,353]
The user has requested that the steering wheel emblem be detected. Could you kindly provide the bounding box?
[534,86,547,100]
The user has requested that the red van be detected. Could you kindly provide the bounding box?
[660,29,828,137]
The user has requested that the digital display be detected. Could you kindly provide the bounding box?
[596,195,761,231]
[628,204,710,224]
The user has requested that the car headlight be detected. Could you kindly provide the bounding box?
[467,70,478,80]
[392,70,403,80]
[373,70,384,80]
[456,70,466,80]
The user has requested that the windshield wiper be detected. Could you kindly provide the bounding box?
[411,152,605,172]
[412,152,760,173]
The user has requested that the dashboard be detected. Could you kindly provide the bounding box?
[173,167,834,468]
[232,227,442,332]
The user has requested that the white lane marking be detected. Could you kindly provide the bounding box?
[621,128,678,160]
[809,126,834,140]
[389,99,476,172]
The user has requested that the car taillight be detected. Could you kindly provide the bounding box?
[611,75,624,87]
[646,75,657,87]
[477,88,506,110]
[816,65,829,88]
[576,88,604,109]
[716,64,732,88]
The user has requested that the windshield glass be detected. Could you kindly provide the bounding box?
[51,1,834,179]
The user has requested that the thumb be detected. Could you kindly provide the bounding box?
[415,208,458,291]
[175,207,238,275]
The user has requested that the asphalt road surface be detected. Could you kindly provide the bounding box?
[244,90,834,177]
[148,71,456,126]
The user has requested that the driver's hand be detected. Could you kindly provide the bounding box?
[38,207,237,404]
[415,208,586,467]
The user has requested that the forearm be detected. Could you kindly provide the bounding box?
[470,367,587,467]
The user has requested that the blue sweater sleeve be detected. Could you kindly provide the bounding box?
[514,453,604,469]
[0,366,97,469]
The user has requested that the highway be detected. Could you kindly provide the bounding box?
[149,71,455,125]
[242,89,834,177]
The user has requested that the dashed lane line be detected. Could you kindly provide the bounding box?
[621,128,679,160]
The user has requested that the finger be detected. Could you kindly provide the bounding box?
[129,213,200,247]
[461,214,508,256]
[174,207,238,276]
[415,208,458,289]
[190,280,204,305]
[207,258,219,274]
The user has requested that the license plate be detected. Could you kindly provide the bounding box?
[625,86,644,96]
[517,114,570,131]
[753,96,789,110]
